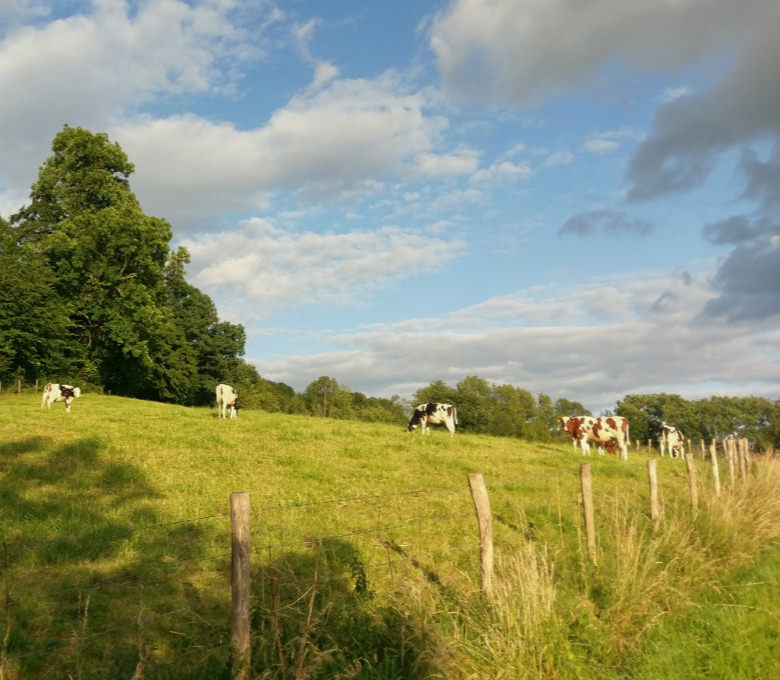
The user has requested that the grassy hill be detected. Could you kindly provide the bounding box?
[2,392,779,679]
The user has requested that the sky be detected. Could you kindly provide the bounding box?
[1,0,779,414]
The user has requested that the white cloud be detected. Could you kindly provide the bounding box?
[469,159,532,184]
[583,129,641,155]
[180,218,465,320]
[584,138,619,154]
[108,71,479,227]
[659,86,690,104]
[252,270,780,412]
[0,0,255,199]
[311,60,339,89]
[543,150,573,167]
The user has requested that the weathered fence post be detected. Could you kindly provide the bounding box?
[647,439,652,454]
[467,473,494,598]
[684,454,699,513]
[726,439,736,487]
[580,463,597,565]
[700,439,706,460]
[230,491,251,680]
[738,439,748,481]
[647,459,660,522]
[709,442,721,497]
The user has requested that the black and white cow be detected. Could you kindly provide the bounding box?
[407,403,458,436]
[659,422,684,458]
[41,383,82,413]
[216,383,238,419]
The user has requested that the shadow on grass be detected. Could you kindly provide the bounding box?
[1,438,444,679]
[1,436,233,679]
[251,538,442,680]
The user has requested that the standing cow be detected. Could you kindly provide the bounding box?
[556,416,597,453]
[557,415,630,459]
[215,383,238,419]
[407,403,458,437]
[659,422,685,458]
[41,383,82,413]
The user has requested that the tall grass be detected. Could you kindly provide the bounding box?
[1,391,780,678]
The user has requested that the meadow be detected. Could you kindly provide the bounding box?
[1,391,779,679]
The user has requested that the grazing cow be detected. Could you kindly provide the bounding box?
[41,383,81,413]
[407,403,458,436]
[215,383,238,420]
[659,422,685,458]
[557,415,630,459]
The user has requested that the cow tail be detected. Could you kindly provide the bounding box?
[454,407,458,425]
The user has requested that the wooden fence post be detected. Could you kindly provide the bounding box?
[467,473,494,598]
[700,439,706,460]
[647,439,652,454]
[726,439,736,487]
[709,442,721,497]
[647,459,660,522]
[230,491,251,680]
[684,454,699,513]
[580,463,597,565]
[738,439,748,481]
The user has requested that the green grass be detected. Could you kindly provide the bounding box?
[1,391,780,679]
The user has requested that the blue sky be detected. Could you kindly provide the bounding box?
[1,0,778,413]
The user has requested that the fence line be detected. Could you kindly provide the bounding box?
[4,439,766,676]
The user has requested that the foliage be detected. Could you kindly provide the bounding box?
[4,125,252,403]
[0,217,73,380]
[616,392,780,448]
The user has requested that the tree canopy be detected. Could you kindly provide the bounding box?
[5,125,249,403]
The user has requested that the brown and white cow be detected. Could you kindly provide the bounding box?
[557,415,630,459]
[41,383,82,413]
[215,383,238,419]
[659,422,684,458]
[407,403,458,436]
[556,416,598,452]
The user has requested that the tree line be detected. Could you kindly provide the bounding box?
[2,126,778,447]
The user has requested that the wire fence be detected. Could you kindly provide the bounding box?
[1,480,486,677]
[5,445,765,678]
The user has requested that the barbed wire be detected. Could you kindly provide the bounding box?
[4,510,478,610]
[2,481,470,559]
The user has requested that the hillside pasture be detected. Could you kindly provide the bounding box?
[1,392,780,679]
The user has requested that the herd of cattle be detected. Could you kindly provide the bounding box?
[405,403,687,459]
[38,388,687,457]
[40,382,240,420]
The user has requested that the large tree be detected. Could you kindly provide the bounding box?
[0,217,72,380]
[8,125,247,401]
